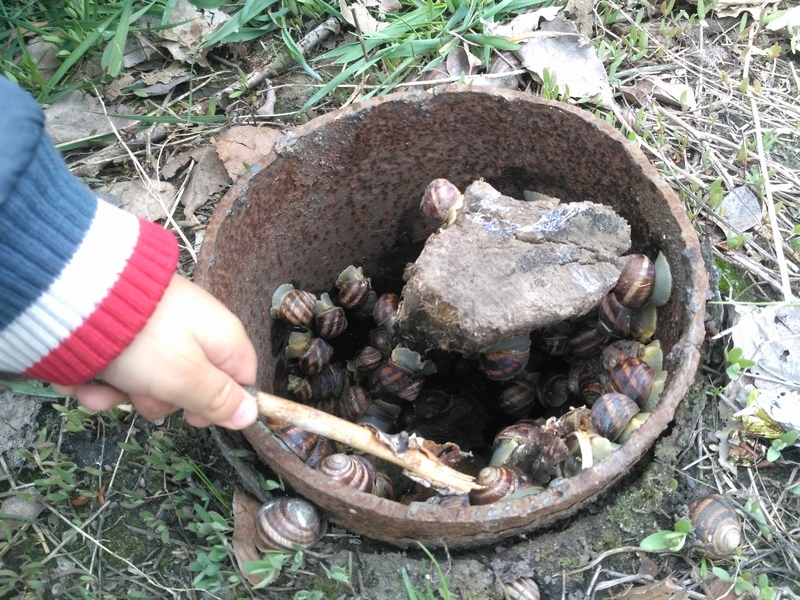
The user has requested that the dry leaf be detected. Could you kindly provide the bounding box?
[621,77,696,110]
[705,576,744,600]
[0,490,45,536]
[122,33,158,68]
[141,63,190,85]
[158,0,230,67]
[180,146,232,218]
[610,578,690,599]
[102,179,176,221]
[564,0,595,37]
[636,552,661,578]
[487,6,562,38]
[215,126,283,181]
[687,0,779,19]
[716,185,761,235]
[446,45,481,77]
[232,489,275,586]
[43,90,135,145]
[104,74,137,101]
[339,0,388,33]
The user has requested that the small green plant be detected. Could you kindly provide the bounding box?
[401,542,453,600]
[724,347,756,380]
[640,518,692,552]
[766,429,799,462]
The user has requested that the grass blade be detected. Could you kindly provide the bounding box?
[104,0,133,77]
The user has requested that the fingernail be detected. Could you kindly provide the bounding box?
[227,393,258,429]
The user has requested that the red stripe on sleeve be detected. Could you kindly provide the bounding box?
[25,220,178,385]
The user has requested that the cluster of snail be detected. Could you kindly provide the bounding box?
[255,179,746,562]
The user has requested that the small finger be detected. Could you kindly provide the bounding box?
[129,394,181,422]
[75,384,129,411]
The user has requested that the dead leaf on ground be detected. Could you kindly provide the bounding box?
[716,185,761,235]
[340,0,388,33]
[687,0,779,19]
[232,489,276,586]
[705,576,745,600]
[158,0,230,67]
[564,0,595,37]
[609,578,690,599]
[102,179,176,221]
[0,490,45,537]
[635,552,661,578]
[621,77,697,111]
[122,33,159,69]
[446,45,482,77]
[488,10,613,104]
[215,126,283,181]
[43,90,135,145]
[163,145,231,218]
[765,5,800,38]
[25,40,60,81]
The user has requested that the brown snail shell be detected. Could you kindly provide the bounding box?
[537,372,571,408]
[299,337,334,375]
[490,420,538,466]
[609,358,655,407]
[368,327,393,357]
[378,359,425,402]
[270,422,319,461]
[310,364,344,402]
[614,253,655,309]
[502,577,540,600]
[597,292,632,338]
[590,392,640,442]
[305,436,337,469]
[540,323,570,356]
[568,359,607,406]
[357,397,402,431]
[335,265,371,309]
[469,465,530,505]
[350,290,378,321]
[256,497,325,551]
[270,284,317,327]
[315,395,338,416]
[567,324,609,358]
[287,374,313,402]
[688,495,742,558]
[420,178,464,226]
[316,453,376,494]
[339,384,372,422]
[601,340,643,372]
[498,380,537,419]
[479,348,530,381]
[354,345,383,374]
[314,293,347,339]
[372,292,400,328]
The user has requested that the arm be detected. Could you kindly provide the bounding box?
[0,77,258,429]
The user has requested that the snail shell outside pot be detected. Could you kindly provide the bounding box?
[614,253,655,309]
[591,393,640,442]
[317,453,377,494]
[502,577,540,600]
[256,497,325,551]
[688,495,742,558]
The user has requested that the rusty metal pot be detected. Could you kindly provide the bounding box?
[195,87,707,548]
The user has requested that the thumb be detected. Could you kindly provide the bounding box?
[178,375,258,429]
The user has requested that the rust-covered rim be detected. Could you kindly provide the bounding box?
[196,86,708,548]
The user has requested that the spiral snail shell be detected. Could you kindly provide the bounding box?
[335,265,372,309]
[420,178,464,226]
[608,358,655,407]
[498,380,537,419]
[567,324,609,358]
[688,495,742,558]
[316,453,377,494]
[478,335,531,381]
[270,284,317,327]
[590,392,640,442]
[372,292,400,330]
[299,337,334,375]
[469,465,530,505]
[270,422,319,461]
[339,384,372,422]
[314,293,348,339]
[256,497,325,551]
[614,253,655,309]
[598,292,632,338]
[502,577,540,600]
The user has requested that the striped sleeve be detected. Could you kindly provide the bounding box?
[0,76,178,386]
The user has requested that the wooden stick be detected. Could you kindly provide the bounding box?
[253,390,479,494]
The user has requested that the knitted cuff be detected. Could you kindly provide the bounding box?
[0,137,178,385]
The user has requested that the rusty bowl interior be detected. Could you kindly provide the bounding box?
[195,87,708,548]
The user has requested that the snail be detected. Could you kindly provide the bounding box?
[568,359,607,406]
[270,283,317,327]
[378,346,435,402]
[567,324,609,358]
[310,363,345,402]
[284,329,313,360]
[305,436,337,469]
[490,420,538,466]
[269,421,319,461]
[339,384,372,422]
[478,335,531,381]
[413,388,453,420]
[563,431,620,477]
[615,411,650,443]
[639,370,667,413]
[614,253,655,309]
[540,322,571,356]
[597,292,632,338]
[314,293,348,339]
[298,337,334,375]
[373,471,395,500]
[256,497,325,551]
[357,397,402,432]
[537,372,571,408]
[608,358,655,407]
[369,327,393,357]
[335,265,372,309]
[353,345,384,374]
[419,178,464,227]
[351,290,378,321]
[498,380,537,419]
[502,577,540,600]
[630,303,658,343]
[688,495,742,558]
[287,374,313,402]
[590,392,640,442]
[373,292,400,334]
[316,453,377,494]
[468,465,532,505]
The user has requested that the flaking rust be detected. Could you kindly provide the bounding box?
[395,180,632,355]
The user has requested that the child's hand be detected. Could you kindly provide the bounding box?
[54,275,259,429]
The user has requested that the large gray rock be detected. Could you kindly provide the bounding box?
[395,180,631,354]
